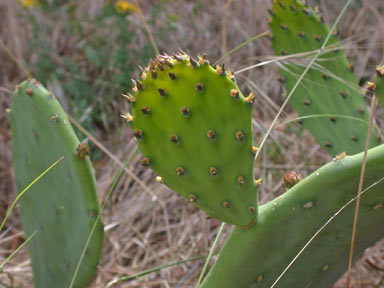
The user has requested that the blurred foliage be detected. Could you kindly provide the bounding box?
[18,0,176,147]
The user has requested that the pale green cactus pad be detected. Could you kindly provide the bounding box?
[270,0,380,156]
[10,79,103,288]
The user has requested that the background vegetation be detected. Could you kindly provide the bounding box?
[1,0,384,286]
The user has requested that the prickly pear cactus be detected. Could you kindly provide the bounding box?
[125,53,258,227]
[270,0,380,156]
[10,80,103,288]
[374,65,384,107]
[201,144,384,288]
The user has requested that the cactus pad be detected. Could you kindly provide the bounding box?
[10,80,103,288]
[126,54,258,226]
[201,144,384,288]
[270,0,379,156]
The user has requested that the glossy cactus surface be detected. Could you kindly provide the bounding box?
[10,79,103,288]
[270,0,379,156]
[127,54,258,226]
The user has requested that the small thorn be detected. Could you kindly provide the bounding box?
[281,50,288,56]
[255,178,262,186]
[351,134,358,142]
[165,59,174,68]
[209,166,218,176]
[303,99,311,106]
[190,57,199,68]
[302,201,314,209]
[278,76,287,84]
[174,54,183,62]
[268,8,275,16]
[156,176,164,184]
[206,214,212,220]
[322,265,329,272]
[252,146,259,155]
[315,35,322,42]
[278,1,285,8]
[376,65,384,77]
[248,206,255,213]
[150,69,157,79]
[133,129,143,140]
[283,171,303,189]
[170,134,179,143]
[176,166,185,175]
[290,5,296,12]
[280,24,288,31]
[158,88,167,97]
[349,63,354,72]
[246,92,256,103]
[367,81,376,92]
[358,106,364,115]
[195,82,204,93]
[298,31,305,38]
[329,116,336,123]
[223,201,231,208]
[325,141,332,148]
[178,48,187,55]
[181,106,190,117]
[26,88,33,96]
[235,131,245,141]
[302,8,310,15]
[122,93,136,103]
[141,106,151,116]
[76,143,90,160]
[168,72,177,80]
[332,28,339,37]
[333,151,347,161]
[340,90,347,98]
[216,64,224,75]
[140,157,149,166]
[120,112,133,122]
[237,176,245,185]
[189,194,196,203]
[322,74,329,80]
[230,89,239,98]
[136,80,145,91]
[207,130,216,141]
[256,274,263,283]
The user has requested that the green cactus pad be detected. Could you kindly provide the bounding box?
[373,65,384,108]
[270,0,379,156]
[127,54,258,226]
[10,80,103,288]
[201,143,384,288]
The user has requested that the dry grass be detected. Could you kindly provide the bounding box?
[1,0,384,287]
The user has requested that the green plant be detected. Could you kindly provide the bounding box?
[10,79,103,288]
[126,54,258,227]
[269,0,380,155]
[124,1,384,287]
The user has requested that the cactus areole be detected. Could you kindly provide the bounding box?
[126,53,259,227]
